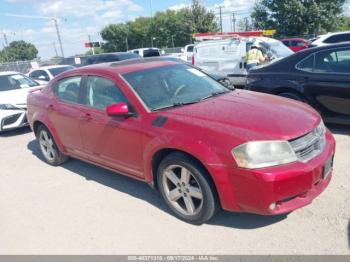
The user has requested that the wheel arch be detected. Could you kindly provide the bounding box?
[31,115,66,154]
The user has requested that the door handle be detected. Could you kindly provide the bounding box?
[80,113,92,121]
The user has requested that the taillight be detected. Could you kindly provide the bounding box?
[192,55,195,65]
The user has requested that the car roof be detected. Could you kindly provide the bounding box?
[31,65,72,70]
[59,58,179,77]
[0,71,21,76]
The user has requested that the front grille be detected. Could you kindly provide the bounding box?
[289,123,326,162]
[3,113,22,126]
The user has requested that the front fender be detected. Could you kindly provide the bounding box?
[143,134,237,210]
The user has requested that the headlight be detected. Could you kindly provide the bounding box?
[0,104,18,110]
[232,141,297,169]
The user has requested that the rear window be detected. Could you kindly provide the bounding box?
[143,49,160,57]
[324,33,350,44]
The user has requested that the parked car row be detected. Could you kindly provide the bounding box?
[1,37,345,225]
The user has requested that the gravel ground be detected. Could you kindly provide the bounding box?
[0,125,349,255]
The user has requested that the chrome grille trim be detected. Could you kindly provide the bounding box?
[289,122,326,163]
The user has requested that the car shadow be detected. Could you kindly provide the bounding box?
[327,124,350,136]
[0,126,31,137]
[27,139,287,228]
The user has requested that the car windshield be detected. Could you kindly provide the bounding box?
[261,41,294,59]
[0,74,39,91]
[48,66,75,76]
[123,64,229,111]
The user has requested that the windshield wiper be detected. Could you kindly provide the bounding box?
[151,100,200,111]
[200,90,229,101]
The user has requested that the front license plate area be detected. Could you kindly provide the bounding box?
[323,156,333,179]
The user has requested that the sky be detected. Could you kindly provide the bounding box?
[0,0,348,59]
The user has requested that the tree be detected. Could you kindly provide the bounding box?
[100,0,218,52]
[85,47,104,55]
[251,0,347,37]
[0,40,38,62]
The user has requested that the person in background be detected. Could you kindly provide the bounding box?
[245,43,266,71]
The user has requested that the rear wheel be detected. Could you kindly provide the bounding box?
[279,92,304,102]
[37,125,68,166]
[157,152,218,224]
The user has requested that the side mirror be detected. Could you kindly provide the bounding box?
[181,48,185,53]
[106,102,133,117]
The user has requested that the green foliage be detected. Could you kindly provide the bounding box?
[252,0,347,37]
[337,17,350,31]
[101,0,218,52]
[0,40,38,62]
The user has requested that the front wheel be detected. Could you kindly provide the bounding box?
[157,153,218,224]
[37,125,68,166]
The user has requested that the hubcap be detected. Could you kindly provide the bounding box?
[162,165,203,216]
[39,130,57,161]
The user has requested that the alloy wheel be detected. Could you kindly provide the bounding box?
[39,129,57,162]
[162,165,203,216]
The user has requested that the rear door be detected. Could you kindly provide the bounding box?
[301,47,350,123]
[48,75,86,156]
[79,74,144,178]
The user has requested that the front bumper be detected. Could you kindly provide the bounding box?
[0,109,29,132]
[215,130,336,215]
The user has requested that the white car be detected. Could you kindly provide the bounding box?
[128,48,161,57]
[180,44,194,63]
[309,31,350,48]
[27,65,74,85]
[193,37,293,86]
[0,71,43,132]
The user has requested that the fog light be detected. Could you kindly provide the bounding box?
[269,202,276,211]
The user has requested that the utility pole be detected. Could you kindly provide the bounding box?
[232,12,236,32]
[53,42,58,57]
[171,35,175,48]
[88,34,95,55]
[5,14,65,58]
[125,36,129,51]
[53,18,64,57]
[0,30,9,46]
[219,6,223,33]
[245,17,249,31]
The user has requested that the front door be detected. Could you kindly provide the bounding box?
[79,75,144,178]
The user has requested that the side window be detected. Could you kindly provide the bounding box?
[315,48,350,73]
[84,76,129,110]
[54,76,82,104]
[296,54,314,72]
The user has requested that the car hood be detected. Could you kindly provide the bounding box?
[162,90,320,141]
[0,86,44,107]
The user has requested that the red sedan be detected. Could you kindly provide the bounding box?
[281,38,309,52]
[27,60,335,224]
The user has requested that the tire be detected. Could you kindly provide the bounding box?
[157,152,218,224]
[37,125,68,166]
[279,92,304,102]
